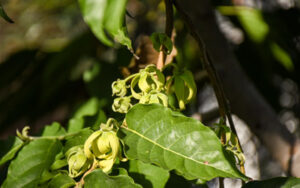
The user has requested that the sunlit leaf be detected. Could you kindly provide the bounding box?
[42,122,67,137]
[78,0,112,46]
[0,137,23,166]
[121,104,248,181]
[78,0,132,49]
[73,98,99,118]
[2,139,62,188]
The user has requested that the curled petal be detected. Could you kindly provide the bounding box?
[84,131,102,159]
[112,79,127,97]
[66,146,92,178]
[112,97,132,113]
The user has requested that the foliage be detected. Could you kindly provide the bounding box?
[0,0,299,188]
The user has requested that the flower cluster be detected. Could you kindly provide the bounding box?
[111,65,169,113]
[66,119,126,177]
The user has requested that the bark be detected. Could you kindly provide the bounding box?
[174,0,300,177]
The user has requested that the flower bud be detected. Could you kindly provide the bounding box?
[66,146,92,178]
[112,79,127,97]
[112,97,132,113]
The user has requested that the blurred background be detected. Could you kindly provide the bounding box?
[0,0,299,186]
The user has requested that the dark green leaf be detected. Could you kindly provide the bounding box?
[48,173,76,188]
[78,0,132,49]
[0,4,14,23]
[42,122,67,137]
[150,33,173,54]
[242,177,300,188]
[128,160,170,188]
[84,169,142,188]
[2,139,62,188]
[121,104,248,181]
[0,137,23,166]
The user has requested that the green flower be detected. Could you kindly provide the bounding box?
[112,97,132,113]
[140,91,168,107]
[138,65,165,93]
[130,65,166,100]
[66,146,92,178]
[112,79,127,97]
[84,129,125,173]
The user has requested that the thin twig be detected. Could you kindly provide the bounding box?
[219,177,225,188]
[157,0,174,70]
[164,0,173,38]
[173,0,245,174]
[76,160,98,187]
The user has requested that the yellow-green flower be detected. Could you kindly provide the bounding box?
[112,97,132,113]
[112,79,127,97]
[84,128,125,173]
[66,145,92,178]
[139,91,168,107]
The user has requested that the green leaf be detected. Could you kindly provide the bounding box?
[0,137,24,166]
[78,0,112,46]
[73,98,99,118]
[0,3,14,23]
[104,0,132,50]
[218,6,269,43]
[42,122,67,137]
[270,42,294,71]
[84,169,142,188]
[64,128,93,152]
[67,98,106,132]
[78,0,132,49]
[150,33,173,54]
[242,177,300,188]
[121,104,248,181]
[128,160,170,188]
[48,173,76,188]
[2,139,62,188]
[67,117,84,133]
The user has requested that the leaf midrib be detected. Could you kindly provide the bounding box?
[123,126,234,178]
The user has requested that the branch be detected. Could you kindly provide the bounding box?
[173,0,245,174]
[173,0,300,177]
[157,0,174,70]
